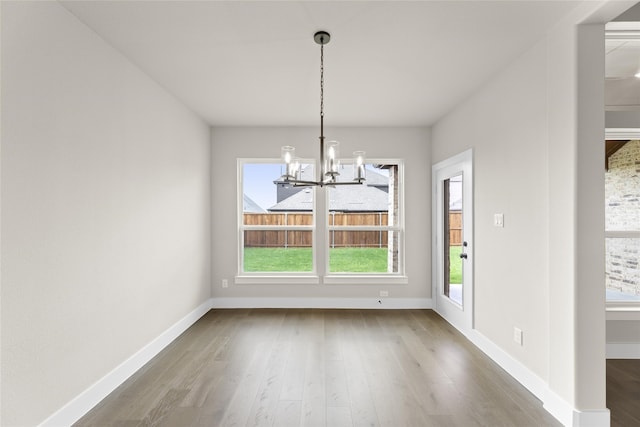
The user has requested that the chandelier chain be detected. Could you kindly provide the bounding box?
[320,42,324,119]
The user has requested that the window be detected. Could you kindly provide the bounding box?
[237,159,405,283]
[239,161,316,276]
[605,139,640,304]
[326,163,402,275]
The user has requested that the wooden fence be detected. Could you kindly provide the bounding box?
[243,212,388,248]
[243,211,462,247]
[449,212,462,246]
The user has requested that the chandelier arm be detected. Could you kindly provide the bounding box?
[321,180,365,186]
[281,178,363,188]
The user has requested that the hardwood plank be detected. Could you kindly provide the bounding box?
[245,340,291,427]
[140,388,189,426]
[301,340,326,427]
[273,401,302,427]
[358,338,429,427]
[325,359,350,408]
[279,340,307,401]
[157,406,199,427]
[608,359,640,427]
[341,338,380,427]
[217,340,272,427]
[326,406,353,427]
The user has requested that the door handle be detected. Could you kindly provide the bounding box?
[459,253,468,259]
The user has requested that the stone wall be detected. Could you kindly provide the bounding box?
[605,140,640,296]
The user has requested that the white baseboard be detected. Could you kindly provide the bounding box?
[543,389,578,427]
[572,409,611,427]
[38,299,214,427]
[466,330,552,410]
[465,329,610,427]
[607,342,640,359]
[210,297,432,309]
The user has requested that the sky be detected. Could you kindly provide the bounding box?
[243,163,284,210]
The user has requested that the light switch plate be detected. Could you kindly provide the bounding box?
[494,213,504,227]
[514,327,523,345]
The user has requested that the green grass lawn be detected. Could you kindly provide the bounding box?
[449,245,463,284]
[243,247,314,272]
[329,247,388,272]
[243,247,388,272]
[244,246,464,280]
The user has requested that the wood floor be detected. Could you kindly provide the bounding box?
[74,309,565,427]
[607,359,640,427]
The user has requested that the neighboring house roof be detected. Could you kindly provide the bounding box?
[269,184,390,212]
[449,197,462,211]
[243,194,265,213]
[333,164,389,188]
[328,184,391,212]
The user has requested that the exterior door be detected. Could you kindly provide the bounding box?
[432,150,473,333]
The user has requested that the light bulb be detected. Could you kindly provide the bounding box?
[325,141,340,175]
[353,151,366,181]
[281,146,295,164]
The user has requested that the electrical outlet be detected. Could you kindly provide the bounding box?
[494,213,504,227]
[222,279,228,288]
[379,290,389,297]
[513,327,523,346]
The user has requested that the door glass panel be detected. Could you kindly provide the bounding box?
[444,175,463,305]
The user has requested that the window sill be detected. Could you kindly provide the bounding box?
[235,275,320,285]
[323,275,409,285]
[606,303,640,320]
[233,274,409,286]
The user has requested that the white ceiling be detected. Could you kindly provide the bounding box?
[60,1,630,126]
[606,20,640,109]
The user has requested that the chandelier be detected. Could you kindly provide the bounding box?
[278,31,366,187]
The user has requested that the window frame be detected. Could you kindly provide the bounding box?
[323,159,407,284]
[236,158,319,284]
[235,157,408,285]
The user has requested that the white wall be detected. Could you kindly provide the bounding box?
[210,126,430,301]
[607,320,640,342]
[1,2,211,425]
[431,40,551,380]
[605,111,640,128]
[431,3,621,423]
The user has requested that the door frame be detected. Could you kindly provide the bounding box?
[432,149,474,334]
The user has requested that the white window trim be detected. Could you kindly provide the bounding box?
[323,275,409,285]
[605,231,640,238]
[235,275,320,285]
